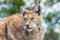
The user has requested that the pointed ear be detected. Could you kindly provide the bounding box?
[20,6,26,12]
[20,6,26,16]
[33,1,41,16]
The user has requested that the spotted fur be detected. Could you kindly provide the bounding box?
[0,13,23,40]
[0,6,45,40]
[0,11,44,40]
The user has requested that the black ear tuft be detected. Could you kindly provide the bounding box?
[37,5,41,15]
[23,11,26,16]
[37,1,41,15]
[39,1,41,4]
[34,1,41,16]
[35,5,41,16]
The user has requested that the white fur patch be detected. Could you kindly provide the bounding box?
[32,23,37,28]
[26,23,38,32]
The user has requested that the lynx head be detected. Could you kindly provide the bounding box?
[21,2,42,32]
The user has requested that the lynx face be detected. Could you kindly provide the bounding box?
[21,4,42,32]
[23,11,42,32]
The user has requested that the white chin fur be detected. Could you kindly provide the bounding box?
[27,29,33,32]
[24,23,38,32]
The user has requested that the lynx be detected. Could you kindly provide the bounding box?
[0,2,45,40]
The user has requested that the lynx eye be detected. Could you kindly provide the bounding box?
[23,18,27,20]
[31,18,34,20]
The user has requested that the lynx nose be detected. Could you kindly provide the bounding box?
[26,25,29,29]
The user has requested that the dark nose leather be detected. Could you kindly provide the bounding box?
[26,25,29,29]
[38,28,40,30]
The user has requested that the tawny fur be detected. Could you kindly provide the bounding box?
[0,12,44,40]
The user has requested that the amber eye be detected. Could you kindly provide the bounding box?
[31,18,34,20]
[24,18,27,20]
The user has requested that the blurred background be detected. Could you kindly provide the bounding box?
[0,0,60,40]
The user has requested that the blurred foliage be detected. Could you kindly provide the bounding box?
[44,24,59,40]
[11,0,25,7]
[2,0,25,7]
[45,29,59,40]
[0,0,25,16]
[34,0,40,5]
[43,10,60,40]
[45,13,53,22]
[44,0,60,6]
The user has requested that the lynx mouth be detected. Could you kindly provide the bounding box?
[26,27,33,32]
[26,27,40,32]
[27,27,32,29]
[26,29,33,32]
